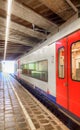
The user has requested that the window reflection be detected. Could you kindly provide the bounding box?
[21,60,48,82]
[71,42,80,81]
[58,48,64,78]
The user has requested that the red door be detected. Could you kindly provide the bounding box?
[56,38,68,109]
[68,30,80,117]
[56,30,80,117]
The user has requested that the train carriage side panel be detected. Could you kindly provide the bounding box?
[18,43,56,97]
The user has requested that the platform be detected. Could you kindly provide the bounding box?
[0,73,69,130]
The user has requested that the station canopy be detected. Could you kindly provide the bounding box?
[0,0,80,61]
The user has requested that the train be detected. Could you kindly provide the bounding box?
[15,18,80,119]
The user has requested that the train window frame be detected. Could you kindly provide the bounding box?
[58,47,65,79]
[71,41,80,82]
[21,59,48,82]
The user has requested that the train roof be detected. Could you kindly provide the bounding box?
[18,18,80,59]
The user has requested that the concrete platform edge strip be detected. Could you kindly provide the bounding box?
[9,79,36,130]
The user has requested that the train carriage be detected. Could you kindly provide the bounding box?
[15,19,80,119]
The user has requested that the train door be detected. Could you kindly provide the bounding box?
[68,30,80,117]
[56,30,80,117]
[56,38,68,109]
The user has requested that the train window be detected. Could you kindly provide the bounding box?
[58,47,64,78]
[71,41,80,81]
[21,60,48,82]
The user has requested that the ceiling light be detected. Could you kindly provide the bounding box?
[4,0,13,60]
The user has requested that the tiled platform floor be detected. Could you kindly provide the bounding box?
[0,73,31,130]
[0,73,69,130]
